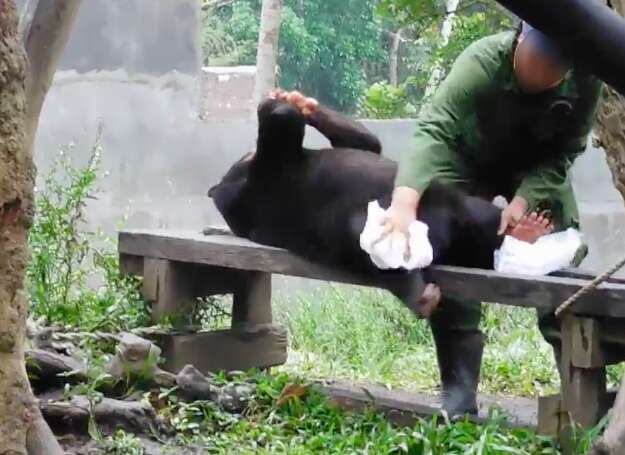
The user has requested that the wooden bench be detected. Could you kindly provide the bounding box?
[119,227,625,453]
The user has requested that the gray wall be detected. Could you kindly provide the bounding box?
[32,0,625,278]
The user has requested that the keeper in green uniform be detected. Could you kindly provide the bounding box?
[384,22,603,416]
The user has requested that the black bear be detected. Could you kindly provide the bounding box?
[208,92,551,316]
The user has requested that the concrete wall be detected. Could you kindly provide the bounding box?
[31,0,625,278]
[199,66,257,120]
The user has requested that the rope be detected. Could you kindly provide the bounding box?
[555,255,625,317]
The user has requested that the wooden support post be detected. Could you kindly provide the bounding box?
[570,317,605,368]
[232,271,272,327]
[119,253,144,276]
[143,259,197,322]
[559,315,607,454]
[538,394,561,436]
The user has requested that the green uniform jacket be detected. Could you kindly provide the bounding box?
[395,31,603,230]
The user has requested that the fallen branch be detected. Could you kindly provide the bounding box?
[23,0,83,154]
[41,396,157,435]
[26,349,86,391]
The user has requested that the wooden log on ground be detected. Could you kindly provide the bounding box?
[26,349,87,389]
[41,396,157,435]
[319,380,537,429]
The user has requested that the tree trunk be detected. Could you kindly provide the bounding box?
[0,2,81,454]
[253,0,282,105]
[589,1,625,454]
[424,0,460,97]
[0,2,35,454]
[389,29,402,86]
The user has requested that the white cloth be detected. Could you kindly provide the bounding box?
[494,228,583,276]
[359,201,433,271]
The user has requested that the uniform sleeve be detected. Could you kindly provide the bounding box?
[394,44,495,192]
[516,78,603,207]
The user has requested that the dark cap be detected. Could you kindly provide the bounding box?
[520,21,569,68]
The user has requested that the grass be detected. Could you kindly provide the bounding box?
[275,285,556,397]
[157,371,569,455]
[276,284,624,398]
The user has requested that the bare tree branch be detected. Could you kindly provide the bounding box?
[23,0,83,154]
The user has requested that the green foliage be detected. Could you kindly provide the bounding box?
[102,430,145,455]
[276,286,560,397]
[427,10,512,84]
[200,7,238,66]
[376,0,444,29]
[155,371,563,454]
[27,135,149,331]
[372,0,512,110]
[206,0,387,112]
[362,81,417,119]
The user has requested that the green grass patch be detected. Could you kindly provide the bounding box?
[276,285,622,398]
[158,372,567,454]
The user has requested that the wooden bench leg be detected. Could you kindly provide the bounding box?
[232,271,273,327]
[143,259,196,322]
[538,394,561,436]
[559,315,607,454]
[119,253,144,276]
[158,270,286,374]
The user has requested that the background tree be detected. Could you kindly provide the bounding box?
[253,0,282,104]
[368,0,510,116]
[200,0,510,114]
[204,0,387,112]
[0,1,81,453]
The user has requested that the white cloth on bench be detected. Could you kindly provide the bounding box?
[359,201,433,270]
[494,228,583,276]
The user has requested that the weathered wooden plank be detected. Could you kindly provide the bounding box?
[119,229,625,318]
[552,268,625,285]
[145,228,625,285]
[559,316,607,454]
[537,395,561,437]
[538,319,625,364]
[143,259,197,321]
[537,394,561,436]
[157,324,287,374]
[319,380,537,429]
[537,390,617,437]
[119,229,377,287]
[427,266,625,318]
[571,318,605,369]
[232,272,272,326]
[119,253,144,276]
